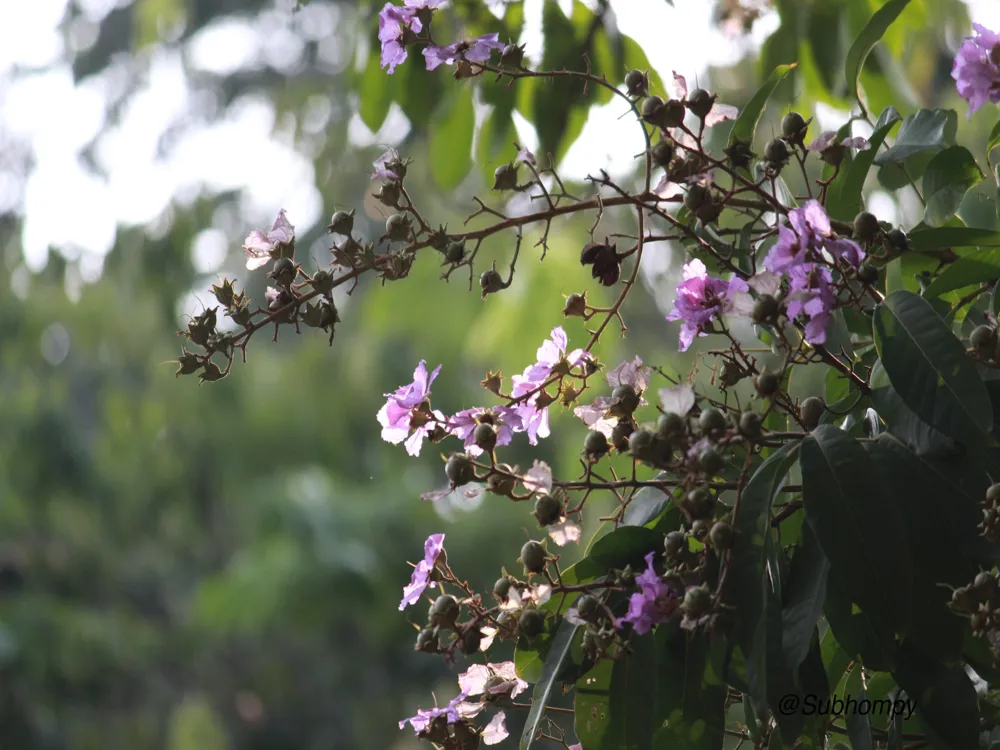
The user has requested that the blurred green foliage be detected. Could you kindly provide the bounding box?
[2,0,999,747]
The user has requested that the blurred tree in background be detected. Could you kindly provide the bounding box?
[0,0,993,748]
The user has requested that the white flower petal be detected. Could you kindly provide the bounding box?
[459,664,491,696]
[523,460,553,494]
[482,712,508,745]
[748,271,782,296]
[705,102,739,128]
[548,520,582,547]
[479,627,498,652]
[659,384,695,416]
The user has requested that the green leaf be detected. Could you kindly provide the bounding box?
[892,642,980,750]
[923,246,1000,298]
[428,87,475,191]
[873,109,958,165]
[727,63,798,148]
[844,667,874,750]
[870,359,957,458]
[167,695,230,750]
[921,146,984,227]
[823,567,898,672]
[908,225,1000,252]
[520,617,580,750]
[722,442,800,706]
[844,0,911,116]
[827,105,901,222]
[652,626,726,749]
[621,34,664,98]
[588,526,662,570]
[801,425,912,635]
[780,523,829,676]
[621,474,671,527]
[357,45,393,132]
[873,290,994,445]
[396,56,444,132]
[987,119,1000,168]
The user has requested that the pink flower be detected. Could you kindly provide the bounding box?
[377,360,443,456]
[399,690,482,733]
[786,264,836,346]
[616,552,680,634]
[666,259,749,351]
[458,662,529,699]
[952,24,1000,118]
[243,210,294,270]
[399,533,446,610]
[423,33,504,71]
[447,406,522,456]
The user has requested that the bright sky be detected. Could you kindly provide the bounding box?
[2,0,999,290]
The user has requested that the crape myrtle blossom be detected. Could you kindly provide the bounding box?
[243,209,294,270]
[459,661,529,699]
[447,406,522,457]
[672,70,739,128]
[399,533,446,610]
[377,360,444,456]
[952,24,1000,118]
[763,200,864,273]
[574,356,653,437]
[378,0,445,74]
[666,259,753,352]
[617,552,681,634]
[398,690,483,734]
[786,264,837,346]
[372,147,405,181]
[423,33,504,71]
[806,130,870,156]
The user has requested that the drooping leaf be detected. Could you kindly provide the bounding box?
[907,226,1000,252]
[358,43,394,132]
[873,290,994,446]
[844,667,874,750]
[844,0,912,116]
[652,625,726,749]
[801,425,911,636]
[621,474,672,527]
[727,63,799,149]
[869,359,958,458]
[873,109,958,165]
[520,617,580,750]
[923,246,1000,299]
[827,105,901,222]
[588,526,662,570]
[921,146,984,227]
[780,523,829,676]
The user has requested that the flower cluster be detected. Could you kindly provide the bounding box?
[952,23,1000,118]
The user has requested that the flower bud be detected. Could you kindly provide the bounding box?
[724,140,754,170]
[576,594,601,622]
[799,396,826,430]
[857,262,878,284]
[656,412,686,441]
[584,430,610,459]
[520,540,547,574]
[480,269,506,298]
[719,360,744,387]
[640,96,667,126]
[385,213,412,242]
[624,69,648,97]
[611,418,635,453]
[579,242,620,287]
[755,371,779,397]
[752,295,779,325]
[764,138,789,165]
[269,257,296,288]
[563,292,588,318]
[500,43,525,68]
[327,209,355,236]
[474,422,497,452]
[986,483,1000,505]
[444,240,466,264]
[698,407,727,438]
[853,211,880,241]
[699,446,725,476]
[684,184,710,212]
[416,627,439,653]
[682,584,713,617]
[662,99,686,128]
[430,595,460,628]
[493,163,519,191]
[459,627,483,655]
[651,140,674,168]
[686,88,714,119]
[533,493,563,526]
[709,520,735,550]
[496,611,517,640]
[780,111,808,145]
[971,325,996,356]
[311,269,334,296]
[739,411,762,439]
[610,384,640,416]
[665,530,686,557]
[691,518,709,539]
[887,228,908,252]
[375,182,400,207]
[493,577,512,600]
[686,487,715,519]
[518,608,545,638]
[628,429,655,460]
[446,454,476,486]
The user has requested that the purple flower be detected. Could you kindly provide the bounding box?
[372,148,402,181]
[377,360,443,454]
[399,690,482,734]
[399,533,446,611]
[423,33,504,71]
[512,327,589,396]
[378,3,425,73]
[447,406,522,456]
[513,399,551,446]
[806,131,870,153]
[952,24,1000,118]
[764,200,864,273]
[243,209,294,270]
[666,259,750,351]
[786,264,836,345]
[616,552,679,634]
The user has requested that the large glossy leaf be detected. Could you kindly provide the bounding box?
[727,63,798,148]
[520,617,580,750]
[723,442,800,706]
[652,625,726,749]
[823,568,898,672]
[873,290,994,446]
[844,0,911,116]
[923,246,1000,298]
[588,526,662,570]
[780,524,829,676]
[801,425,911,635]
[988,118,1000,168]
[873,109,958,165]
[921,146,984,227]
[621,474,671,527]
[862,435,971,662]
[826,105,901,222]
[844,667,874,750]
[908,226,1000,252]
[357,42,393,132]
[428,87,475,190]
[892,642,979,750]
[869,359,958,457]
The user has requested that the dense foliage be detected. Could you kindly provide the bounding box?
[179,0,1000,748]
